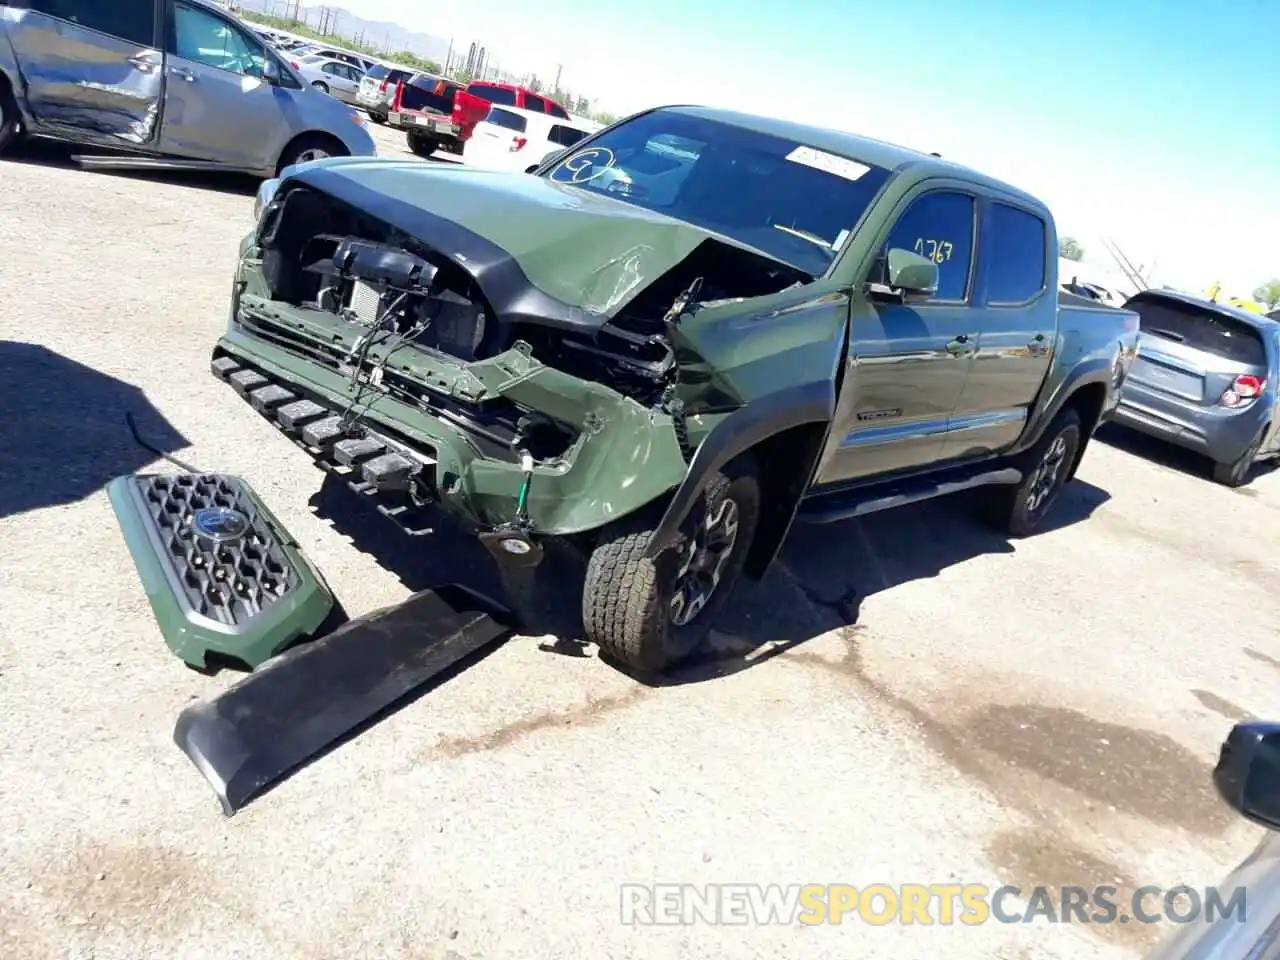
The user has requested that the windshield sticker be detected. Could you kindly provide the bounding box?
[785,146,870,182]
[551,146,617,184]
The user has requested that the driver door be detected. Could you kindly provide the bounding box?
[154,0,286,171]
[819,187,981,483]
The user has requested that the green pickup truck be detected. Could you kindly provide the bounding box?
[212,105,1139,675]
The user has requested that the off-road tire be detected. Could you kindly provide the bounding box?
[1212,428,1265,488]
[406,130,439,158]
[0,76,21,154]
[582,458,760,675]
[980,407,1081,538]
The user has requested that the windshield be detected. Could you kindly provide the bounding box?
[543,109,893,276]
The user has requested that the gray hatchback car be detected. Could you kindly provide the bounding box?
[1113,289,1280,486]
[0,0,376,178]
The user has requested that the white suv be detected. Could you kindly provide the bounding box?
[463,105,600,173]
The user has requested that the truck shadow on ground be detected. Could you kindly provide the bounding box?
[0,341,190,520]
[1095,423,1279,488]
[308,471,1111,684]
[2,139,261,196]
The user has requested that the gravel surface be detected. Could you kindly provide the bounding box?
[1,124,1277,960]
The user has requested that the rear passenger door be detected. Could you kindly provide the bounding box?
[829,186,980,481]
[10,0,164,144]
[940,199,1055,460]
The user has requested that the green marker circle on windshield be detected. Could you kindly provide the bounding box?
[553,146,616,184]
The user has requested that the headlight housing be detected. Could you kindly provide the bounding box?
[254,177,280,221]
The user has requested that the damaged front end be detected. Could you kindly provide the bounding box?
[215,159,826,558]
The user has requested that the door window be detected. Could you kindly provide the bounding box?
[170,2,266,77]
[321,62,341,76]
[524,94,548,113]
[985,203,1048,304]
[884,191,976,302]
[548,124,588,148]
[546,101,570,119]
[30,0,156,46]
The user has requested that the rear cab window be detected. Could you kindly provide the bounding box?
[469,83,517,106]
[1128,295,1268,366]
[402,75,459,113]
[486,107,528,133]
[983,203,1048,304]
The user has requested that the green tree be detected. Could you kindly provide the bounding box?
[1254,279,1280,310]
[527,75,543,93]
[573,95,590,115]
[1059,236,1085,262]
[594,111,618,126]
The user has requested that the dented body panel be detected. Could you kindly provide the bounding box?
[1,6,162,143]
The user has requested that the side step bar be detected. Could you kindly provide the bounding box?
[795,466,1023,524]
[175,584,513,816]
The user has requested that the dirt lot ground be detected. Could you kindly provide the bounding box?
[2,124,1278,960]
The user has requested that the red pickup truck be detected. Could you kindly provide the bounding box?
[451,81,570,143]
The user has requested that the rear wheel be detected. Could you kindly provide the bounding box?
[581,458,760,675]
[1212,429,1264,488]
[0,76,21,154]
[368,110,388,125]
[406,130,438,158]
[980,407,1081,537]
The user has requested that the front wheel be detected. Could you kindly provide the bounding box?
[276,133,347,175]
[368,111,388,125]
[312,81,329,94]
[582,458,760,675]
[980,407,1081,538]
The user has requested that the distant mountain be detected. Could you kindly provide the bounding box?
[235,0,452,65]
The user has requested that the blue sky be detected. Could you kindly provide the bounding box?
[337,0,1278,296]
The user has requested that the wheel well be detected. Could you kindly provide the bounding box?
[1062,381,1108,478]
[0,68,18,109]
[276,130,347,175]
[740,422,828,580]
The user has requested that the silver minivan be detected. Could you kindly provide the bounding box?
[1113,290,1280,486]
[0,0,376,177]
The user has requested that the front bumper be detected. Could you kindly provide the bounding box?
[1112,381,1268,464]
[214,305,688,540]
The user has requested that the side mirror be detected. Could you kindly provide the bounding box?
[886,248,939,302]
[262,58,281,87]
[1214,721,1280,830]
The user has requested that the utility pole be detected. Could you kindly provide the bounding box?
[445,37,453,74]
[553,63,562,95]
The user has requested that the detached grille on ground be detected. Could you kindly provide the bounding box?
[133,473,298,625]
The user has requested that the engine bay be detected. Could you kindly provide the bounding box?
[252,183,812,412]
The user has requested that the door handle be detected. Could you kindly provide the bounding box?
[127,54,158,72]
[170,67,196,82]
